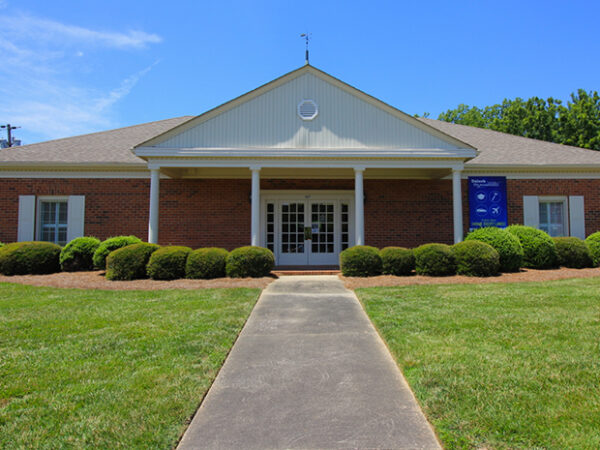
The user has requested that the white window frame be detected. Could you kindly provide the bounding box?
[537,196,569,237]
[36,196,69,245]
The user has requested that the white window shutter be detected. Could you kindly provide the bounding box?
[569,196,585,239]
[67,196,85,242]
[523,196,539,228]
[18,195,36,241]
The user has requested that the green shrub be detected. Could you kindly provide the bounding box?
[106,243,159,281]
[339,245,382,277]
[93,235,142,269]
[414,243,456,276]
[146,246,192,280]
[586,231,600,267]
[59,237,101,271]
[380,247,414,276]
[506,225,558,269]
[465,227,523,272]
[186,248,228,279]
[0,241,61,275]
[452,240,500,277]
[0,242,3,248]
[553,237,593,268]
[225,246,274,278]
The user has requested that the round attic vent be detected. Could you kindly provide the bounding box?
[297,99,318,121]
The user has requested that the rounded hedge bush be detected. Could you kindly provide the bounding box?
[465,227,523,272]
[93,235,142,269]
[553,237,593,268]
[59,237,101,271]
[186,248,228,279]
[380,247,414,276]
[586,231,600,267]
[106,243,160,281]
[226,246,274,278]
[414,243,456,276]
[146,246,192,280]
[452,240,500,277]
[0,241,61,275]
[339,245,382,277]
[506,225,558,269]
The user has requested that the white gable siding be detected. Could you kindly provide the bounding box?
[157,73,459,151]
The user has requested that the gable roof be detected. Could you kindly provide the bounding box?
[136,64,476,153]
[420,118,600,167]
[0,116,192,167]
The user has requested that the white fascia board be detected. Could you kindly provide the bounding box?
[0,161,145,168]
[462,165,600,179]
[134,146,477,159]
[146,158,465,170]
[464,164,600,171]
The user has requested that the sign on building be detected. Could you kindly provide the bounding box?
[468,176,508,230]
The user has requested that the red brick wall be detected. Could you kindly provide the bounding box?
[506,179,600,236]
[364,179,455,247]
[1,177,598,249]
[0,178,150,243]
[161,179,250,249]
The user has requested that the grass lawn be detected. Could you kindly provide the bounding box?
[0,283,260,449]
[357,278,600,449]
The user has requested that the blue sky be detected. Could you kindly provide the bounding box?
[1,0,599,144]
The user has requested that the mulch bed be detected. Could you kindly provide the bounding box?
[341,266,600,289]
[2,267,600,291]
[0,271,275,290]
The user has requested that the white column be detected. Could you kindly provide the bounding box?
[148,168,160,244]
[354,167,365,246]
[250,166,261,246]
[452,169,463,244]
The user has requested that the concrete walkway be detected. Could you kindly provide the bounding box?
[178,276,440,449]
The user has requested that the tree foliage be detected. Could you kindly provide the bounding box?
[437,89,600,150]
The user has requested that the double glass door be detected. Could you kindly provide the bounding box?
[265,199,351,266]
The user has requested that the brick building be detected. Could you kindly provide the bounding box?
[1,65,599,266]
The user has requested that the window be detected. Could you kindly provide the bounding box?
[18,195,85,244]
[39,200,68,245]
[538,199,567,237]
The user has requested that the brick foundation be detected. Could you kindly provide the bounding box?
[1,177,599,249]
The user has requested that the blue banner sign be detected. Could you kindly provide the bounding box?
[468,176,508,230]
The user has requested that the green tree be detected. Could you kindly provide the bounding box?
[436,90,600,150]
[557,89,600,150]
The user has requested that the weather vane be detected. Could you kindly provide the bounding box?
[300,33,311,64]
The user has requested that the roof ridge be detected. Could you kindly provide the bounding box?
[12,116,195,149]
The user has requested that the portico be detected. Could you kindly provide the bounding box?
[134,64,476,265]
[141,160,466,265]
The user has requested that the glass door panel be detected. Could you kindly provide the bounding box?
[278,202,308,265]
[310,203,335,254]
[308,202,338,265]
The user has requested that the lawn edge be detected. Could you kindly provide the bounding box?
[351,288,444,449]
[171,288,263,449]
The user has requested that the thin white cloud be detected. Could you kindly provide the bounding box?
[1,63,159,141]
[0,9,162,143]
[0,14,162,50]
[95,61,159,111]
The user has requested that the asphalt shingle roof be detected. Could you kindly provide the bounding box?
[420,117,600,167]
[1,115,600,168]
[0,116,193,166]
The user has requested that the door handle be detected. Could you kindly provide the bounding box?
[304,226,312,240]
